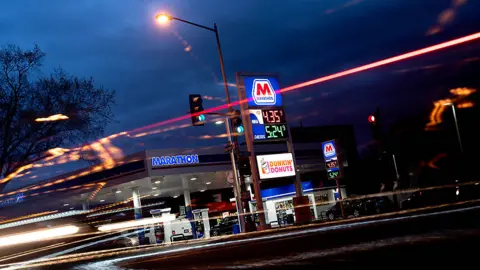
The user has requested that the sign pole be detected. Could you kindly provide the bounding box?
[322,140,345,218]
[248,141,267,228]
[286,133,302,197]
[236,73,267,229]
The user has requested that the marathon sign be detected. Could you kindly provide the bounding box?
[321,140,342,180]
[256,153,296,180]
[243,77,283,108]
[152,154,199,167]
[252,79,276,106]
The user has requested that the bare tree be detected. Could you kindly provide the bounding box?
[0,44,115,191]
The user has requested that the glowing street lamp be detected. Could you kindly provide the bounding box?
[155,14,171,24]
[154,12,247,231]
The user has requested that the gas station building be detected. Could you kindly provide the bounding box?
[0,125,358,239]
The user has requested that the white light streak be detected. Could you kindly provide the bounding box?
[97,215,175,232]
[0,225,79,248]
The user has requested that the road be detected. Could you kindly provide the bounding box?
[17,202,479,270]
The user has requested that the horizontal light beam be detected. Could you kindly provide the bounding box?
[130,32,480,134]
[0,225,79,247]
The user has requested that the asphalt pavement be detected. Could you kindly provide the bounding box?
[30,203,480,270]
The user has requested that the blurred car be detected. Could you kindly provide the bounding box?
[211,216,238,236]
[325,200,363,221]
[400,191,424,210]
[364,196,396,214]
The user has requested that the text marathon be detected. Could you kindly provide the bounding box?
[152,155,200,167]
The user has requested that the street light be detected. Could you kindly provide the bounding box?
[215,120,224,125]
[154,13,233,110]
[155,12,245,232]
[444,103,464,154]
[155,14,171,24]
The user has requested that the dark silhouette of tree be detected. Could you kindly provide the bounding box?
[0,44,115,191]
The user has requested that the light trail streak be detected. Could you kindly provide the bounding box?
[86,201,167,219]
[426,87,476,130]
[0,137,122,186]
[6,201,480,270]
[130,32,480,134]
[89,182,106,201]
[0,211,58,225]
[97,215,176,232]
[0,225,79,248]
[0,242,66,263]
[0,211,87,230]
[34,114,69,122]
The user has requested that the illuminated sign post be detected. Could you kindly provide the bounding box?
[322,140,342,180]
[321,139,344,216]
[236,73,304,229]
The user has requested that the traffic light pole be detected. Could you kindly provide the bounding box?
[205,112,245,232]
[213,23,250,230]
[170,17,248,231]
[224,116,245,233]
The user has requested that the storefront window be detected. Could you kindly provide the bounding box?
[275,200,295,225]
[315,193,329,206]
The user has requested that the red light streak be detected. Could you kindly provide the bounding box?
[130,32,480,134]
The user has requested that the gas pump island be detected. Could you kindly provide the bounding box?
[235,74,312,228]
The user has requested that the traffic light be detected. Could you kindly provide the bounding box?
[368,108,382,141]
[189,94,205,126]
[231,110,244,134]
[238,156,251,176]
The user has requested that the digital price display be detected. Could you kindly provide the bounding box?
[328,170,340,179]
[250,109,289,142]
[326,160,338,169]
[264,124,288,140]
[262,109,286,124]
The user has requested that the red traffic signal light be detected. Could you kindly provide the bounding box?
[368,115,376,123]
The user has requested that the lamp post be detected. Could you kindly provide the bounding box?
[155,14,233,110]
[444,103,464,154]
[156,13,246,231]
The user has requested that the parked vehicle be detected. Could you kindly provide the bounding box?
[170,218,194,241]
[400,191,424,210]
[325,200,363,220]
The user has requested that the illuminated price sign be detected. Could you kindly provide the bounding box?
[264,124,288,140]
[328,170,340,179]
[326,160,338,169]
[251,109,289,142]
[262,109,286,124]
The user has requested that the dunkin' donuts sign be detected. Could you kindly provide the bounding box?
[256,153,296,180]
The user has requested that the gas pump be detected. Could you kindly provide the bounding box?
[192,208,210,239]
[149,208,174,244]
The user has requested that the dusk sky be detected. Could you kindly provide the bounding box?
[2,0,480,189]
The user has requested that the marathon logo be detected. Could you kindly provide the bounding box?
[151,155,200,167]
[252,79,276,106]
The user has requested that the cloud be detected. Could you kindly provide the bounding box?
[426,0,468,36]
